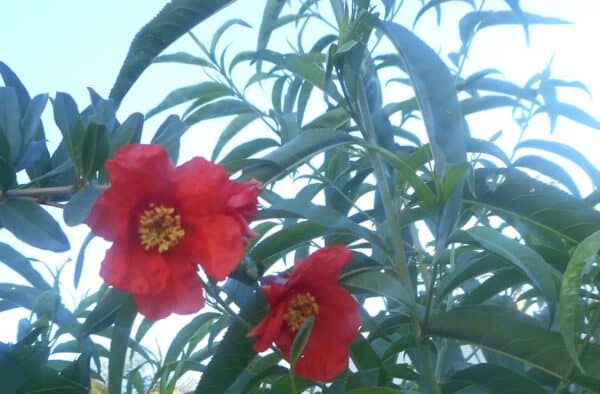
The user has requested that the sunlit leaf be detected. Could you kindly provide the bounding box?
[559,230,600,373]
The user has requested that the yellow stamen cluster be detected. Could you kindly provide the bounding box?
[138,203,185,253]
[283,292,319,332]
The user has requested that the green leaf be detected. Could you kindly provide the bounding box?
[514,155,580,196]
[151,115,188,162]
[0,61,31,113]
[195,283,268,393]
[459,11,569,46]
[53,92,85,170]
[63,182,104,226]
[441,163,471,203]
[467,138,511,167]
[220,138,280,173]
[366,144,437,212]
[342,269,415,312]
[536,102,600,129]
[109,0,238,105]
[0,87,22,164]
[80,288,131,337]
[467,168,600,244]
[350,334,382,370]
[449,364,547,394]
[211,113,258,161]
[146,81,234,119]
[73,232,95,289]
[559,230,600,373]
[20,93,48,156]
[241,129,356,183]
[290,316,314,369]
[238,50,340,99]
[162,312,220,393]
[453,226,559,318]
[347,388,405,394]
[0,199,69,252]
[413,0,476,27]
[0,243,50,290]
[377,20,467,251]
[108,294,136,394]
[436,251,506,299]
[81,123,109,179]
[256,0,287,72]
[460,95,521,116]
[515,139,600,190]
[262,197,383,248]
[377,20,466,176]
[250,221,333,269]
[110,112,144,153]
[426,306,600,388]
[211,18,251,57]
[459,77,537,101]
[184,99,253,126]
[460,268,526,305]
[154,51,215,68]
[0,156,16,191]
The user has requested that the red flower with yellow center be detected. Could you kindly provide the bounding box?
[86,144,259,321]
[249,245,360,381]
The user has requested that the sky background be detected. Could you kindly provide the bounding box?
[1,0,599,357]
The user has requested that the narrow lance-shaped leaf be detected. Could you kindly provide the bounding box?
[109,0,239,106]
[195,282,268,393]
[0,199,70,252]
[0,61,31,113]
[240,128,356,184]
[377,20,467,251]
[256,0,287,72]
[0,243,50,290]
[453,226,559,318]
[426,306,600,389]
[108,295,136,394]
[146,82,234,119]
[559,230,600,373]
[513,155,580,197]
[459,11,570,46]
[515,139,600,190]
[290,316,315,370]
[154,51,215,68]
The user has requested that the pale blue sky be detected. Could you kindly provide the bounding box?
[1,0,599,351]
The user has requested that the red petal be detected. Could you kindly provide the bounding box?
[181,214,244,281]
[134,273,205,321]
[171,157,231,217]
[294,284,360,381]
[261,283,288,306]
[85,144,174,241]
[226,180,260,221]
[100,240,171,295]
[107,144,173,188]
[248,303,287,352]
[85,189,137,241]
[288,245,352,288]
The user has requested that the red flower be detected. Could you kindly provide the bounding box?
[248,245,360,381]
[86,144,259,321]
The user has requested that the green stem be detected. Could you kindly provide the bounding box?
[289,370,298,394]
[353,81,440,394]
[554,306,600,393]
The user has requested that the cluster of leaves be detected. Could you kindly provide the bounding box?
[1,0,600,393]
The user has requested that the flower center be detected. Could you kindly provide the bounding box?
[283,292,319,332]
[138,203,185,253]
